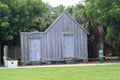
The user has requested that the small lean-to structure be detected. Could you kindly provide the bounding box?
[20,12,89,65]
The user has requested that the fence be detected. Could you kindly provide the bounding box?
[7,46,21,60]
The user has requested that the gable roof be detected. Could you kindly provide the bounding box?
[45,11,89,34]
[21,12,89,35]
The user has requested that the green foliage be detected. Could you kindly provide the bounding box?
[0,1,10,41]
[105,27,120,48]
[0,0,48,45]
[39,5,66,31]
[52,5,65,19]
[85,0,120,52]
[66,3,88,26]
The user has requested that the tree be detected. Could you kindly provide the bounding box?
[0,1,11,44]
[0,0,48,45]
[39,5,66,31]
[0,1,11,64]
[0,0,49,64]
[85,0,120,56]
[37,5,55,31]
[66,2,105,57]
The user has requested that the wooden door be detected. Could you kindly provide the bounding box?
[29,39,41,61]
[63,35,74,58]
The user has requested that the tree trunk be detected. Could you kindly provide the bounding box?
[94,23,105,57]
[0,41,4,65]
[0,43,3,65]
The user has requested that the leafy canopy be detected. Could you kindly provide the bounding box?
[0,0,48,45]
[85,0,120,50]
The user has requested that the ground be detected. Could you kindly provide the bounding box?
[0,63,120,80]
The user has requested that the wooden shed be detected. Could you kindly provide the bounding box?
[20,12,89,65]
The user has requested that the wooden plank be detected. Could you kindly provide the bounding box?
[54,23,58,59]
[26,35,29,63]
[41,33,46,61]
[20,12,88,64]
[22,34,25,64]
[58,17,63,59]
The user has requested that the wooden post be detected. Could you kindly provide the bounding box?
[3,45,8,62]
[3,45,8,67]
[4,45,8,57]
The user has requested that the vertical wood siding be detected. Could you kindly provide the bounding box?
[7,46,21,60]
[20,12,88,64]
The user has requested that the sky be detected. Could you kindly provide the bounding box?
[42,0,84,7]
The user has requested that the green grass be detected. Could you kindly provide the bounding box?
[0,64,120,80]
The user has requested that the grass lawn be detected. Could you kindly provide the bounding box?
[0,64,120,80]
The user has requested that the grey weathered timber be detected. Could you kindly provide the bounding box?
[7,46,21,59]
[20,12,89,65]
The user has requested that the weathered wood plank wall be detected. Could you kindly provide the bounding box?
[20,12,88,64]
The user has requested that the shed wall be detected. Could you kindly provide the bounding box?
[20,12,88,64]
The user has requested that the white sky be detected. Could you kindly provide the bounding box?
[42,0,84,7]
